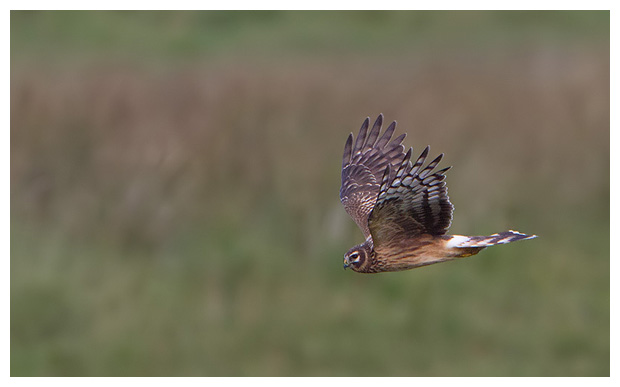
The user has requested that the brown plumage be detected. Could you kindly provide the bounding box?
[340,114,536,273]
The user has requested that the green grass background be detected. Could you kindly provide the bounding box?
[10,10,609,376]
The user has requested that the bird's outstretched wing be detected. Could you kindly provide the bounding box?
[368,146,453,248]
[340,114,408,238]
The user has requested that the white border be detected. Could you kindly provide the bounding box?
[5,3,615,384]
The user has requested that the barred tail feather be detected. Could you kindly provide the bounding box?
[446,230,537,248]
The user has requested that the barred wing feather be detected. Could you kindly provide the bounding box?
[368,146,454,247]
[340,114,408,238]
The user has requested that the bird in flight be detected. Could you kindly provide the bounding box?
[340,114,536,273]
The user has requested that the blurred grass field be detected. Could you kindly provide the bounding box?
[10,11,609,376]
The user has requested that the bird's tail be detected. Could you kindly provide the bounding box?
[446,230,537,249]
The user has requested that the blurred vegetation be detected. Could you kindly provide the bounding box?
[11,11,609,376]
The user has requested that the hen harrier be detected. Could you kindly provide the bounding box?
[341,114,536,273]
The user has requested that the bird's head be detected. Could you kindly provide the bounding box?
[343,242,372,272]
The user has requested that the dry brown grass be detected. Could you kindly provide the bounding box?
[11,48,609,247]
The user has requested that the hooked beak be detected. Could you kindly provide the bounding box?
[343,259,349,270]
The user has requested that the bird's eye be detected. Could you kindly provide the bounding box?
[350,252,360,262]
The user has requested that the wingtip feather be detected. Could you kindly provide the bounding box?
[342,133,353,169]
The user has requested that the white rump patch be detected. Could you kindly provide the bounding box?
[446,235,470,248]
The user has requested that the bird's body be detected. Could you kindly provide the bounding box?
[340,114,536,273]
